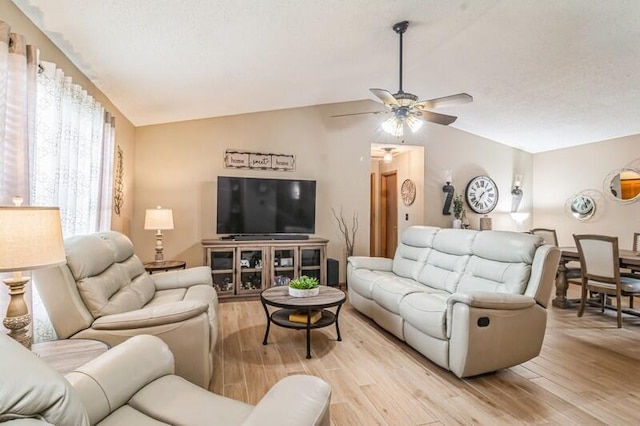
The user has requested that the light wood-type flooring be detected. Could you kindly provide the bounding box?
[210,286,640,425]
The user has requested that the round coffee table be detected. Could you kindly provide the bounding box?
[260,286,346,359]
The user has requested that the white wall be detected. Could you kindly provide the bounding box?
[533,134,640,248]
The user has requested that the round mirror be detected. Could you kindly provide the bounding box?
[606,168,640,202]
[570,194,595,221]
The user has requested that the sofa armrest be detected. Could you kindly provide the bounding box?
[448,291,536,311]
[152,266,213,290]
[65,335,174,426]
[241,375,331,426]
[347,256,393,272]
[91,301,208,330]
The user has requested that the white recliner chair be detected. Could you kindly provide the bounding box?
[0,333,331,425]
[34,231,218,388]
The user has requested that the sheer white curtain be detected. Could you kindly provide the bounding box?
[30,61,115,342]
[0,21,37,205]
[32,61,114,236]
[0,21,38,338]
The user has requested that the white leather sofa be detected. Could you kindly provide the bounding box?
[34,231,218,388]
[347,226,561,378]
[0,333,331,425]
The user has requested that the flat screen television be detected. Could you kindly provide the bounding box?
[216,176,316,235]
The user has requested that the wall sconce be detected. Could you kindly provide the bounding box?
[511,174,523,212]
[383,148,393,163]
[144,206,174,264]
[442,170,454,215]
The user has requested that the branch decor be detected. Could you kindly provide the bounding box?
[331,207,358,257]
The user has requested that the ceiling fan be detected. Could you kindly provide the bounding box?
[333,20,473,137]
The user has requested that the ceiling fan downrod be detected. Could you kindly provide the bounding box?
[393,21,409,94]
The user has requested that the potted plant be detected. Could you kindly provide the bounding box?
[452,194,464,229]
[289,275,320,297]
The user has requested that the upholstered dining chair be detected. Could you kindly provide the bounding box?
[530,228,581,279]
[570,234,640,328]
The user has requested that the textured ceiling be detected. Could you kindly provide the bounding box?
[12,0,640,153]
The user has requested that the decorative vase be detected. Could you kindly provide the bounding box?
[453,219,462,229]
[289,287,320,298]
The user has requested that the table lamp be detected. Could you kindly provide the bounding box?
[144,206,174,264]
[0,206,65,348]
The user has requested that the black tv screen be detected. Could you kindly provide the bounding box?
[216,176,316,235]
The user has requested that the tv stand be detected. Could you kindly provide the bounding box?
[222,234,309,241]
[201,237,328,299]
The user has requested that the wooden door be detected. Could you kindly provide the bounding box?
[370,173,376,256]
[381,171,398,259]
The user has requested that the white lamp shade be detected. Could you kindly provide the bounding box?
[144,208,174,230]
[510,212,530,223]
[0,207,66,272]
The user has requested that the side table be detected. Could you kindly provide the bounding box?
[143,260,186,274]
[32,339,109,375]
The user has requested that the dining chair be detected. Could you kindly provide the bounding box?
[570,234,640,328]
[530,228,581,279]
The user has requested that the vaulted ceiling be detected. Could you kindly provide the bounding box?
[12,0,640,153]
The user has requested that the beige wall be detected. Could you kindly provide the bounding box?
[134,101,533,280]
[533,134,640,248]
[0,1,136,235]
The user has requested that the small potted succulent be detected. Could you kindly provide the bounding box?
[289,275,320,298]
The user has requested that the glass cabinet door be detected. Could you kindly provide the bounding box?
[271,247,298,287]
[208,248,235,296]
[237,248,265,294]
[299,246,324,283]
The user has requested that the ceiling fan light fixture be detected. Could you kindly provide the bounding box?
[381,116,404,138]
[405,115,423,133]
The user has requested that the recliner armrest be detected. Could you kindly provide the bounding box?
[91,301,208,330]
[448,291,536,310]
[347,256,393,272]
[241,375,331,426]
[65,335,174,426]
[151,266,213,290]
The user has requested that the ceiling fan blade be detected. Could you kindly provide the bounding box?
[414,93,473,110]
[370,88,399,107]
[417,110,458,126]
[331,110,387,118]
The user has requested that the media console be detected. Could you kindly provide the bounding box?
[221,234,310,241]
[201,237,328,299]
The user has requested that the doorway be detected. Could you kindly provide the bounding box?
[380,171,398,258]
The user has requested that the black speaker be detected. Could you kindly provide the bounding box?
[327,258,339,287]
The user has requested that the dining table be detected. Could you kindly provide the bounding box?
[553,246,640,308]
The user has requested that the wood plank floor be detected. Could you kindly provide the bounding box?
[210,287,640,425]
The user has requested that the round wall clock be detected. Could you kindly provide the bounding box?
[465,175,499,214]
[401,179,416,206]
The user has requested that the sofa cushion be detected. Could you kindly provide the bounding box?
[371,276,426,314]
[458,257,532,294]
[348,269,396,299]
[391,226,438,280]
[472,230,542,264]
[456,231,542,294]
[418,251,469,293]
[399,292,450,340]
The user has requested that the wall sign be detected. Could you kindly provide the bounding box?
[224,150,295,171]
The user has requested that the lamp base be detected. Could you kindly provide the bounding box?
[154,230,165,264]
[3,275,32,349]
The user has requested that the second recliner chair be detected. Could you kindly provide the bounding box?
[34,231,218,388]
